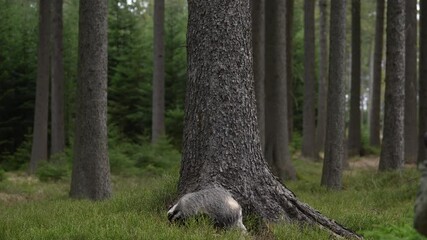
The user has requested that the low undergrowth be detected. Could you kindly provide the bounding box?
[0,157,425,240]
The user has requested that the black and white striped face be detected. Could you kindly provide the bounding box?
[167,203,182,222]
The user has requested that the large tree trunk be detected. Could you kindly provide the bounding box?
[301,0,317,160]
[264,0,296,180]
[29,0,51,174]
[405,0,418,164]
[321,0,347,189]
[348,0,361,157]
[250,0,265,151]
[69,0,111,200]
[369,0,385,147]
[51,0,65,156]
[378,0,405,171]
[179,0,361,238]
[152,0,166,143]
[418,0,427,166]
[286,0,294,143]
[315,0,328,156]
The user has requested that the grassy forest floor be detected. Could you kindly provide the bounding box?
[0,155,426,240]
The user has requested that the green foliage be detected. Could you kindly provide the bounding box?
[0,134,32,171]
[165,107,184,149]
[35,151,71,182]
[36,161,69,182]
[361,125,381,155]
[0,0,38,161]
[108,0,188,144]
[290,131,302,154]
[0,168,5,182]
[108,126,180,176]
[133,137,181,176]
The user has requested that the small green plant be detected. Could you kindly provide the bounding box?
[1,134,32,171]
[0,168,5,181]
[361,126,381,155]
[36,162,69,182]
[290,131,302,154]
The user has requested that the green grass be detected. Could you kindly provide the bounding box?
[0,158,426,240]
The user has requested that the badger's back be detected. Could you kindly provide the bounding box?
[167,187,246,230]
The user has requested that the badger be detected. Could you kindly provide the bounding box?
[167,187,247,231]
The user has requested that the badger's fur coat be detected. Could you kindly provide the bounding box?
[167,187,246,231]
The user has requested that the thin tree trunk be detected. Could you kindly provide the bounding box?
[152,0,166,143]
[419,0,427,166]
[379,0,405,171]
[179,1,362,238]
[70,0,111,200]
[369,0,385,147]
[414,132,427,236]
[29,0,51,174]
[316,0,328,156]
[265,0,296,180]
[405,0,418,164]
[251,0,265,151]
[321,0,346,190]
[348,0,361,157]
[302,0,317,160]
[51,0,65,156]
[287,0,294,143]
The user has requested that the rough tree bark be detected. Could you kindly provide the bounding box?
[302,0,317,160]
[250,0,265,151]
[69,0,111,200]
[51,0,65,156]
[29,0,51,174]
[369,0,385,147]
[321,0,347,189]
[315,0,328,156]
[286,0,294,143]
[348,0,361,157]
[418,0,427,166]
[378,0,405,171]
[414,132,427,236]
[264,0,296,180]
[178,0,362,238]
[152,0,166,143]
[404,0,418,164]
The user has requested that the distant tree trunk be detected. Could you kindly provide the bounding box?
[51,0,65,156]
[302,0,317,160]
[70,0,111,200]
[264,0,296,180]
[321,0,346,190]
[348,0,361,157]
[251,0,265,151]
[369,0,385,147]
[414,132,427,236]
[419,0,427,166]
[29,0,51,174]
[405,0,418,164]
[179,1,362,238]
[378,0,405,171]
[152,0,165,143]
[315,0,328,155]
[287,0,294,142]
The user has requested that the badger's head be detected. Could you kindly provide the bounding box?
[167,203,181,222]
